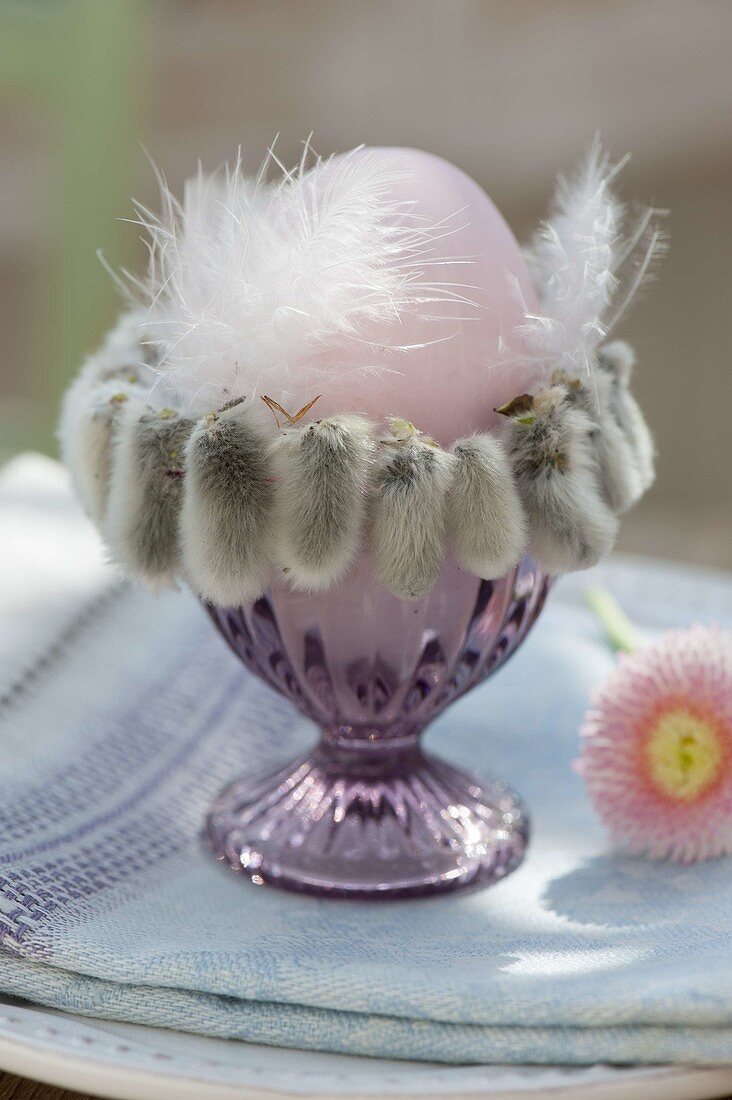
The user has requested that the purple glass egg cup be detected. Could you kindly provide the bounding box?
[204,556,550,899]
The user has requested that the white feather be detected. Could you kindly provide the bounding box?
[520,138,666,379]
[126,147,469,415]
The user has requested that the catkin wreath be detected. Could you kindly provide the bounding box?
[60,313,653,604]
[60,142,661,605]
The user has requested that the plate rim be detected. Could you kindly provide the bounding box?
[0,1002,731,1100]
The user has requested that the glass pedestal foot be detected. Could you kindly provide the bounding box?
[206,742,529,899]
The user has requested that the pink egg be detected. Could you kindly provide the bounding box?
[302,147,541,446]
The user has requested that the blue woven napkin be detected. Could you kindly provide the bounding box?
[1,455,731,1065]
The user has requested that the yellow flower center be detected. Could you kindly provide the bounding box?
[646,708,723,801]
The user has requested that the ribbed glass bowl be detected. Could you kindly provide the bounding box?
[204,556,550,899]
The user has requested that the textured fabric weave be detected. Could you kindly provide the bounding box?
[0,454,731,1065]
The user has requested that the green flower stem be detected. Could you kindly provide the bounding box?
[584,586,644,653]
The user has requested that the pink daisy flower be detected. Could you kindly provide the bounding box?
[577,623,732,863]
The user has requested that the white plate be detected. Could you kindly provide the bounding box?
[0,998,730,1100]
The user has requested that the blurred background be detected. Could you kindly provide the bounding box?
[1,0,730,566]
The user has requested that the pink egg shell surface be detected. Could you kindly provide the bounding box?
[294,147,541,447]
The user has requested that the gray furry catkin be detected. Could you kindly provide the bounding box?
[180,400,275,607]
[503,388,618,574]
[556,371,644,516]
[599,341,655,492]
[591,387,646,514]
[370,435,455,600]
[448,434,527,579]
[61,376,145,525]
[106,404,193,586]
[58,311,157,525]
[271,414,373,591]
